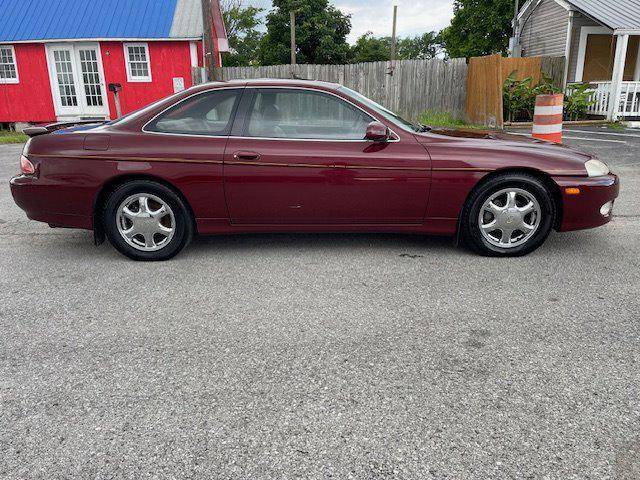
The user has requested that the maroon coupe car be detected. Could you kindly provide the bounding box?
[11,79,619,261]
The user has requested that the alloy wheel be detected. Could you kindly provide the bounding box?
[478,188,541,249]
[116,194,175,252]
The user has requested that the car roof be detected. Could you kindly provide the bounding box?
[193,78,342,91]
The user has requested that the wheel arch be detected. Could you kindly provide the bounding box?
[454,167,563,244]
[92,174,197,245]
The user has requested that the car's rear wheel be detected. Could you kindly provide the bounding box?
[102,180,193,261]
[461,173,555,257]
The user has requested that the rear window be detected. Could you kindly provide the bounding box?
[145,89,241,136]
[107,91,183,126]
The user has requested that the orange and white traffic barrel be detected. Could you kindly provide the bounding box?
[532,94,564,143]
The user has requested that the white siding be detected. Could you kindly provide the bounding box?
[520,0,570,57]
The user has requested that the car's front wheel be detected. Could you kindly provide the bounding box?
[461,173,556,257]
[102,180,193,261]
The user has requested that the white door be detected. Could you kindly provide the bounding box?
[46,43,109,120]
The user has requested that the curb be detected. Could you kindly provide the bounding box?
[504,120,611,129]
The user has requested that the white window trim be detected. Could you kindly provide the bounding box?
[123,42,152,82]
[44,43,110,120]
[0,44,19,84]
[575,26,614,82]
[189,41,198,68]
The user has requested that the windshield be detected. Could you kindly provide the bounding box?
[338,86,420,132]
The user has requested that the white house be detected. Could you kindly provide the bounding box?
[512,0,640,120]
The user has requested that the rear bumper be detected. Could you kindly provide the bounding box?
[10,175,93,229]
[555,174,619,232]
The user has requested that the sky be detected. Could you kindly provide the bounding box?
[336,0,455,42]
[240,0,456,43]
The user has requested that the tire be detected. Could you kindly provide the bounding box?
[460,173,555,257]
[102,180,194,261]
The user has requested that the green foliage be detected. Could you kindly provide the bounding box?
[397,32,442,60]
[418,111,482,129]
[503,71,562,123]
[439,0,513,58]
[503,71,535,123]
[259,0,352,65]
[350,33,390,63]
[349,31,442,64]
[503,72,596,122]
[0,130,27,144]
[564,83,596,121]
[221,0,265,67]
[221,0,442,67]
[535,74,561,96]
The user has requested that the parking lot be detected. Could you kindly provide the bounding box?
[1,127,639,479]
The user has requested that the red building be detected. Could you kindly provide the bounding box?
[0,0,228,127]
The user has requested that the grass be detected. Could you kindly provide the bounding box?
[418,111,483,129]
[0,130,28,144]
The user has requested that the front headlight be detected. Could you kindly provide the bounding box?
[585,159,610,177]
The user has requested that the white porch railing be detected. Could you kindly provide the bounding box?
[568,81,640,118]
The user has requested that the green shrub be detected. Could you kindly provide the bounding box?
[503,71,561,123]
[564,83,596,121]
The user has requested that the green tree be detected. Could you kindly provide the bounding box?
[397,32,442,60]
[221,0,264,67]
[349,31,442,64]
[439,0,513,58]
[350,32,391,63]
[259,0,352,65]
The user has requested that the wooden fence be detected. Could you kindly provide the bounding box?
[541,56,566,87]
[213,55,564,128]
[221,58,468,122]
[466,54,566,128]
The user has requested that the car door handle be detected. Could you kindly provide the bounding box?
[233,151,261,161]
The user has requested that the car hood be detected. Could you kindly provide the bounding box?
[415,128,594,174]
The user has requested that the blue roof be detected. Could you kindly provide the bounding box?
[0,0,205,42]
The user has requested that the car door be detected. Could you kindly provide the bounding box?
[223,87,430,225]
[329,127,432,224]
[140,88,243,224]
[224,88,342,224]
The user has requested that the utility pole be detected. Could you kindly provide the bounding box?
[510,0,521,57]
[388,5,398,75]
[201,0,218,81]
[290,10,297,78]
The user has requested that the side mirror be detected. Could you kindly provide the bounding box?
[365,121,390,142]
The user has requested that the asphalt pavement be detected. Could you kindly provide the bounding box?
[1,127,639,479]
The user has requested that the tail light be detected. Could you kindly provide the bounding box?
[20,155,35,175]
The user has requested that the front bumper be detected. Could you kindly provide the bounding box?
[555,174,620,232]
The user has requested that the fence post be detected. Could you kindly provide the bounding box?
[466,54,503,128]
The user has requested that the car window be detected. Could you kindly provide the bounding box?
[146,89,240,136]
[338,86,418,133]
[107,91,183,126]
[244,89,373,140]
